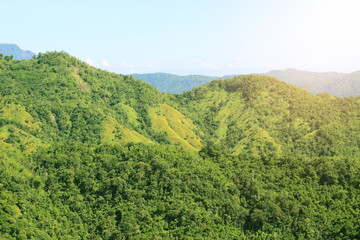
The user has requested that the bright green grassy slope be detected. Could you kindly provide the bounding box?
[149,103,202,151]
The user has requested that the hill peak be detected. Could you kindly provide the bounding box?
[0,43,36,60]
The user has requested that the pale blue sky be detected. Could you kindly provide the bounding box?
[1,0,360,75]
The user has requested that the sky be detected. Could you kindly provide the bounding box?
[1,0,360,76]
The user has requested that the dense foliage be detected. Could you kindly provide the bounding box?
[168,75,360,158]
[2,52,360,239]
[0,51,194,149]
[2,143,360,239]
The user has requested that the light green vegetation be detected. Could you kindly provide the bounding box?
[149,103,202,151]
[168,75,360,158]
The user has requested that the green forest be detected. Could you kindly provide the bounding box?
[1,52,360,239]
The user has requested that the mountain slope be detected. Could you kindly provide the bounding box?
[2,53,360,239]
[266,68,360,97]
[2,51,360,164]
[0,51,202,152]
[168,75,360,157]
[0,44,36,60]
[133,73,217,93]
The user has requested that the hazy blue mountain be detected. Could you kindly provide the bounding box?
[133,73,218,93]
[134,69,360,97]
[222,74,241,79]
[265,68,360,97]
[0,44,36,60]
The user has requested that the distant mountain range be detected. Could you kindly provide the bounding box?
[134,69,360,97]
[0,44,36,60]
[132,73,218,93]
[2,43,359,97]
[265,68,360,97]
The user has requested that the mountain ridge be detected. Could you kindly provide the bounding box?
[135,69,360,97]
[264,68,360,97]
[0,43,36,60]
[3,43,359,97]
[2,52,360,239]
[133,72,218,93]
[2,52,360,157]
[0,51,202,153]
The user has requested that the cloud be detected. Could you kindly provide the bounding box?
[121,62,134,68]
[102,60,110,67]
[197,60,218,69]
[266,63,276,69]
[85,58,99,67]
[86,57,96,67]
[228,62,247,70]
[234,57,243,61]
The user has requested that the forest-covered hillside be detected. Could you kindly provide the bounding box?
[0,51,202,153]
[1,52,360,239]
[168,75,360,158]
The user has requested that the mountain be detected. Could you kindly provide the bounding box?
[134,69,360,97]
[168,75,360,157]
[2,53,358,158]
[1,52,360,239]
[0,51,201,153]
[265,68,360,97]
[132,72,217,93]
[0,44,36,60]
